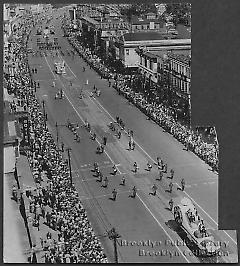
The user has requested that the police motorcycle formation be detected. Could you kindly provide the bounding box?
[173,197,220,257]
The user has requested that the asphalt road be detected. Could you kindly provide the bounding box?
[26,8,238,263]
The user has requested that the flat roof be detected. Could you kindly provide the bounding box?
[124,32,166,41]
[167,52,191,64]
[4,115,21,145]
[131,17,163,25]
[123,31,190,42]
[82,16,99,25]
[136,48,191,62]
[151,49,191,58]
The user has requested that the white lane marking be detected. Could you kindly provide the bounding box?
[44,54,190,261]
[44,54,121,175]
[35,78,57,82]
[136,194,190,263]
[88,94,238,245]
[51,53,237,246]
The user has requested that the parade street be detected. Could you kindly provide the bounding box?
[27,9,237,263]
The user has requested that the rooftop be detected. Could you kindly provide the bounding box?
[4,113,22,145]
[151,49,191,58]
[81,16,99,25]
[136,48,191,61]
[123,32,166,42]
[167,52,191,65]
[131,16,163,25]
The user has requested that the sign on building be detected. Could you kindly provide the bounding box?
[19,115,30,145]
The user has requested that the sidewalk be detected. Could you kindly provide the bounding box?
[16,154,59,263]
[3,172,28,263]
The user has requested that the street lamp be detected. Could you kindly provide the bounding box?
[42,100,47,129]
[107,227,121,263]
[55,120,79,147]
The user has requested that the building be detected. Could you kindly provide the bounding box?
[136,48,191,99]
[166,52,191,97]
[114,31,191,69]
[3,4,11,49]
[130,13,166,33]
[77,4,102,18]
[80,15,129,55]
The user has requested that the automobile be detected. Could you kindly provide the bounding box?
[54,60,66,74]
[173,197,220,257]
[168,28,178,35]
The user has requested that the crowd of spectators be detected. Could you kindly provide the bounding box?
[62,20,219,172]
[4,12,108,264]
[114,75,219,171]
[62,21,114,80]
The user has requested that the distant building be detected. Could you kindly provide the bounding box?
[130,13,166,33]
[155,4,167,16]
[77,4,102,18]
[80,15,129,55]
[114,31,191,69]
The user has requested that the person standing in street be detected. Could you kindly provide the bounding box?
[129,186,137,198]
[131,141,135,150]
[181,178,185,191]
[164,163,168,173]
[112,164,117,175]
[61,142,64,152]
[133,162,138,173]
[103,136,107,146]
[147,161,152,171]
[111,189,117,201]
[97,171,103,182]
[149,184,157,196]
[170,169,174,179]
[156,170,163,181]
[101,176,108,188]
[120,176,126,186]
[169,198,174,211]
[169,182,173,193]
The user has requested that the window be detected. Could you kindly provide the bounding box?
[150,60,153,70]
[126,49,129,55]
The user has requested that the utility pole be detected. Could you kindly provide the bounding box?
[188,93,192,129]
[66,147,73,186]
[55,122,59,146]
[108,227,121,263]
[42,100,47,129]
